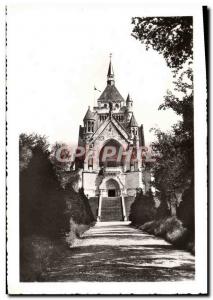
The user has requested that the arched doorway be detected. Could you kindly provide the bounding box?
[99,139,124,168]
[106,178,120,197]
[99,178,123,221]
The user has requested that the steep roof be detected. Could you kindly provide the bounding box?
[129,114,138,127]
[107,60,114,77]
[126,93,133,103]
[91,116,130,144]
[83,107,95,121]
[139,124,145,146]
[98,85,125,103]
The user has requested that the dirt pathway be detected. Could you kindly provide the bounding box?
[43,222,195,282]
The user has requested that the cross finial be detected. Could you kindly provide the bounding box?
[110,53,112,60]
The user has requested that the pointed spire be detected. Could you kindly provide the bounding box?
[83,106,95,121]
[129,113,138,127]
[126,93,133,112]
[107,53,115,86]
[107,56,114,76]
[126,93,132,103]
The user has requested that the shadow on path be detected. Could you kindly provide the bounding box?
[42,222,195,282]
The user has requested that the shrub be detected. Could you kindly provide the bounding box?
[166,226,189,247]
[19,134,95,281]
[65,219,91,247]
[20,139,68,238]
[20,235,63,282]
[129,189,156,225]
[155,198,170,220]
[140,220,159,234]
[187,241,195,255]
[154,216,181,236]
[64,185,95,226]
[140,216,194,253]
[177,181,194,232]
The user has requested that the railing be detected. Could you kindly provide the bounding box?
[104,167,122,174]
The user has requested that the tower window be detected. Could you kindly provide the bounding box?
[88,121,91,132]
[88,156,93,168]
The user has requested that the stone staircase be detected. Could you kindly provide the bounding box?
[101,197,123,221]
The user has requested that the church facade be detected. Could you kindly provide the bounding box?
[75,57,150,221]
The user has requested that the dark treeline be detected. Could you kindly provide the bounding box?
[130,17,194,253]
[20,133,94,281]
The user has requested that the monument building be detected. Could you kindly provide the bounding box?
[75,56,150,221]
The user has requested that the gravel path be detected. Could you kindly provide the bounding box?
[43,222,195,282]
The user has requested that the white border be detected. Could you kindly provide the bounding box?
[7,2,207,295]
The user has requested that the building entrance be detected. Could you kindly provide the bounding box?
[100,178,122,221]
[105,178,120,197]
[108,189,116,197]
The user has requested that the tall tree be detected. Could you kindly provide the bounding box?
[20,134,68,238]
[132,17,193,70]
[50,142,72,172]
[132,17,194,221]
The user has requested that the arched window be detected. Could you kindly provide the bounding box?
[99,139,124,168]
[88,155,93,168]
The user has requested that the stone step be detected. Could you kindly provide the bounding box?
[101,197,123,222]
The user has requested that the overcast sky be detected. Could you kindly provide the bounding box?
[8,3,180,146]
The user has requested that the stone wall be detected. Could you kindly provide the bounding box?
[126,171,142,196]
[82,172,98,197]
